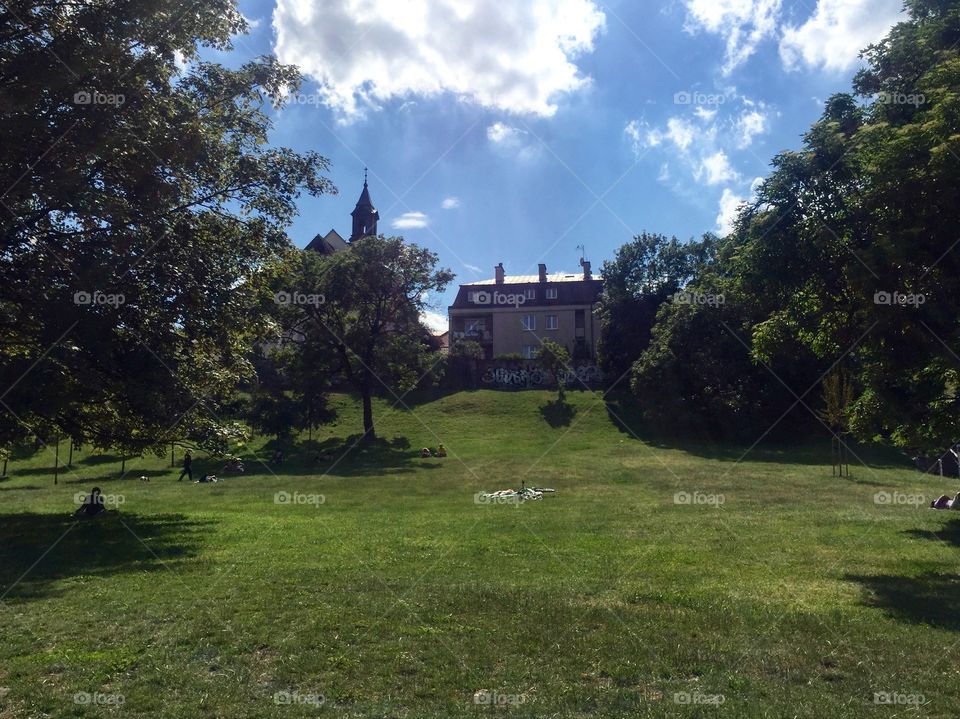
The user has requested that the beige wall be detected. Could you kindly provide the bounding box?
[450,304,599,358]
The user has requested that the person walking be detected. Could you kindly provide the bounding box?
[178,450,193,482]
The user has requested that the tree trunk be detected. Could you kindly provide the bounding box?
[361,387,376,440]
[54,436,60,485]
[68,442,74,467]
[171,442,175,468]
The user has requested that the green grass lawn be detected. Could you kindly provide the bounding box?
[1,389,958,717]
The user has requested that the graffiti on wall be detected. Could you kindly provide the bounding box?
[480,364,604,388]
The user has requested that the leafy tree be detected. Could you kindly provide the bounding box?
[597,232,716,381]
[276,236,453,439]
[446,340,485,389]
[819,371,855,476]
[0,0,333,458]
[537,339,571,402]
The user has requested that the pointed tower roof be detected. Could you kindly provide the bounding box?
[349,169,379,242]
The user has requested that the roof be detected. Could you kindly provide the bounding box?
[468,272,602,285]
[304,228,347,254]
[449,272,603,309]
[351,181,377,215]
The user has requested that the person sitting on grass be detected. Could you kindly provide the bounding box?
[420,447,432,458]
[931,491,960,509]
[434,444,447,458]
[74,487,106,518]
[269,449,284,466]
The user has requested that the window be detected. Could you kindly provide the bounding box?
[546,315,558,330]
[525,288,536,300]
[521,314,535,330]
[465,318,485,335]
[545,288,558,300]
[523,344,538,359]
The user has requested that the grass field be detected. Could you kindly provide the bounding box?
[1,389,958,718]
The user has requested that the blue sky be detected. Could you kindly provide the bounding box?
[204,0,906,328]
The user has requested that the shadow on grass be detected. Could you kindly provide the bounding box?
[904,518,960,547]
[240,435,431,478]
[0,512,212,602]
[846,571,960,631]
[62,468,171,484]
[540,399,577,428]
[603,390,910,470]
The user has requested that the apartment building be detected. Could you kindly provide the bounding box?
[447,259,603,360]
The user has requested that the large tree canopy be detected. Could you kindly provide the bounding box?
[0,0,333,455]
[274,236,453,439]
[628,0,960,451]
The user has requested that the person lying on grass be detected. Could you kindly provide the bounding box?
[930,491,960,509]
[195,474,218,483]
[73,487,106,518]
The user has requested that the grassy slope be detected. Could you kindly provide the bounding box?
[0,389,958,718]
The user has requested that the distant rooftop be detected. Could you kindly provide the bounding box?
[467,272,601,285]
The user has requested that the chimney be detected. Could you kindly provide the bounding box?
[495,262,505,284]
[581,258,592,280]
[538,263,547,282]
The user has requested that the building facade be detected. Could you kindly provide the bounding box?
[447,259,602,360]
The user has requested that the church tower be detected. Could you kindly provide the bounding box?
[349,170,379,242]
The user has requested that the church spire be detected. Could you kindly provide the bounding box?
[350,168,379,242]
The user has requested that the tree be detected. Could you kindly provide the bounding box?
[633,0,960,451]
[0,0,333,459]
[597,232,716,381]
[819,371,854,477]
[537,340,571,403]
[446,340,485,389]
[277,236,453,439]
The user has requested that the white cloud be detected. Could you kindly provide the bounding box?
[487,122,540,161]
[273,0,606,120]
[625,117,696,153]
[735,107,768,148]
[780,0,903,72]
[715,176,763,235]
[441,196,460,209]
[697,151,738,185]
[694,106,717,122]
[664,117,696,151]
[716,188,744,235]
[487,122,522,144]
[392,211,430,229]
[463,262,482,274]
[421,309,448,333]
[684,0,781,74]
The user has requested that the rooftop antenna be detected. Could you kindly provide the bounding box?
[363,166,368,184]
[576,244,586,263]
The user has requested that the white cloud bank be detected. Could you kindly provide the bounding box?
[779,0,904,72]
[441,196,460,209]
[273,0,605,119]
[684,0,903,74]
